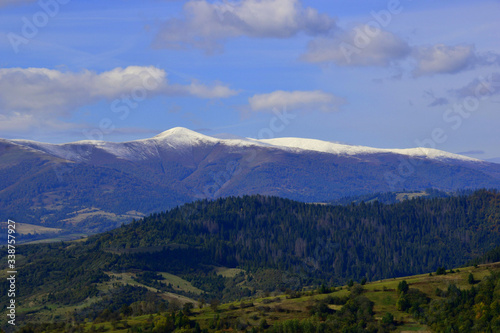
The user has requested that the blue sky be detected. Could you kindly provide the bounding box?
[1,0,499,160]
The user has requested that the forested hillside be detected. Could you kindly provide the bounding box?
[93,189,500,282]
[1,190,499,329]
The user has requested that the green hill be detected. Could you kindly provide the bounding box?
[15,262,500,332]
[1,190,499,331]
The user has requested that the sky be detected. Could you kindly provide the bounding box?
[0,0,499,160]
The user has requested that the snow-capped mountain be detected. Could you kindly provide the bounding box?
[9,126,482,163]
[1,127,499,232]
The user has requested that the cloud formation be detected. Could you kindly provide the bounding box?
[187,80,239,99]
[249,90,343,112]
[412,44,477,77]
[0,66,237,132]
[302,25,411,66]
[154,0,336,52]
[0,66,163,114]
[0,66,236,112]
[303,23,499,77]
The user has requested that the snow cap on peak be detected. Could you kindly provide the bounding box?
[152,127,220,147]
[154,127,203,138]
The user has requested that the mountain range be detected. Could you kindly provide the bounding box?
[1,127,500,234]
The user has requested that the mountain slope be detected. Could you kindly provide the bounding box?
[18,262,500,332]
[2,128,500,232]
[2,190,500,330]
[93,190,500,281]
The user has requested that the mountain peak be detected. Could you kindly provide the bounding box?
[153,127,204,139]
[151,127,220,148]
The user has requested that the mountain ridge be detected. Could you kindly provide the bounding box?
[8,127,482,163]
[1,127,500,234]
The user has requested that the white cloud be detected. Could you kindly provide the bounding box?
[0,66,237,132]
[187,80,239,99]
[0,66,236,112]
[0,66,168,114]
[153,0,336,52]
[303,29,499,77]
[249,90,344,112]
[413,44,477,77]
[302,25,411,66]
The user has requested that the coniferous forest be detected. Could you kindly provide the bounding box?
[93,189,500,282]
[1,189,499,332]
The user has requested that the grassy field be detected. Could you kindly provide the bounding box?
[0,222,63,235]
[214,266,245,278]
[22,233,88,244]
[0,221,88,245]
[0,269,199,327]
[4,256,498,331]
[76,262,500,333]
[60,207,144,226]
[103,271,199,305]
[159,272,204,295]
[395,191,428,201]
